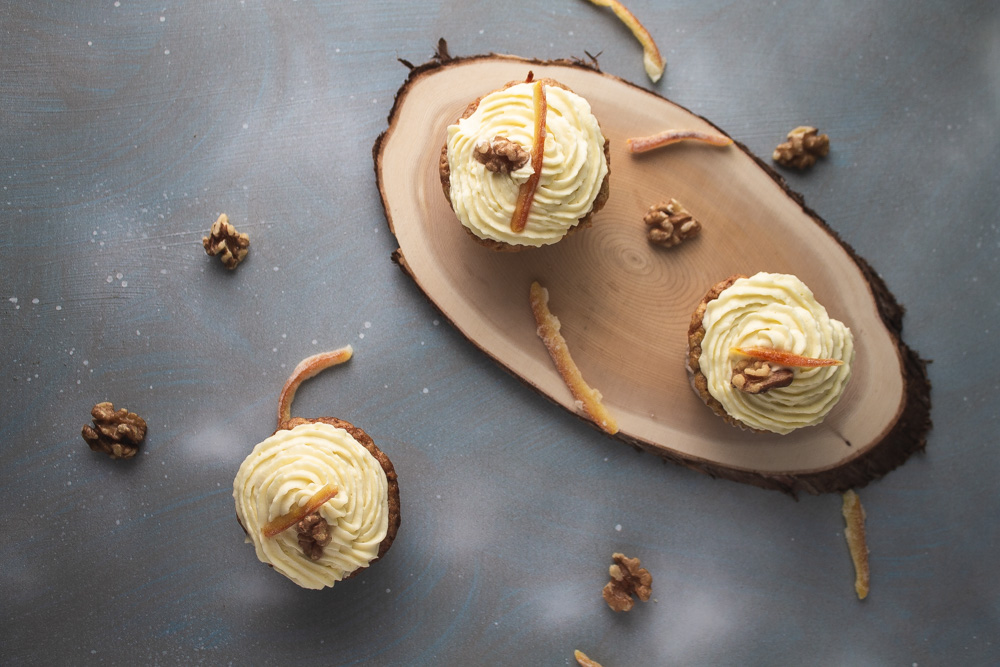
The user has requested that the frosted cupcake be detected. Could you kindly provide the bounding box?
[687,273,854,434]
[439,75,610,250]
[233,417,401,589]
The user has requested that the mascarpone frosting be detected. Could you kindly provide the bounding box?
[698,272,854,434]
[446,81,608,247]
[233,422,389,589]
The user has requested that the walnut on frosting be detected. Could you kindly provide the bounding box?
[297,513,333,561]
[643,198,701,247]
[731,358,794,394]
[473,135,530,174]
[602,552,652,612]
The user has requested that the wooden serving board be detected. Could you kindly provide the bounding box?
[374,53,930,494]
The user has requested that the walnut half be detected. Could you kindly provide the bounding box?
[773,126,830,169]
[731,359,794,394]
[473,135,530,174]
[202,213,249,270]
[602,552,652,612]
[643,198,701,247]
[81,402,147,460]
[297,513,332,561]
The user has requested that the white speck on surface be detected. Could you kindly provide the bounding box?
[159,15,165,22]
[106,276,113,283]
[136,330,140,336]
[8,297,16,304]
[243,122,249,129]
[273,266,279,271]
[358,333,365,339]
[364,321,371,329]
[163,49,170,55]
[311,339,317,345]
[121,281,127,287]
[615,524,622,532]
[281,333,287,339]
[422,387,429,394]
[116,272,123,280]
[55,305,61,311]
[31,298,39,304]
[83,360,89,366]
[386,588,390,593]
[432,319,439,326]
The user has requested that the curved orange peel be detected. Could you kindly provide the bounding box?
[510,80,547,234]
[626,129,733,153]
[277,345,354,426]
[530,281,619,435]
[731,346,843,368]
[261,483,339,539]
[585,0,665,83]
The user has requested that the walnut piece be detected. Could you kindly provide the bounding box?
[473,135,530,174]
[602,552,652,612]
[81,401,147,460]
[297,513,332,561]
[731,359,795,394]
[773,126,830,169]
[643,198,701,247]
[202,213,249,269]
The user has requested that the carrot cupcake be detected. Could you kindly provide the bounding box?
[687,272,854,434]
[233,348,400,589]
[440,75,610,250]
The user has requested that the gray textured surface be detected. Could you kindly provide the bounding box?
[2,1,998,664]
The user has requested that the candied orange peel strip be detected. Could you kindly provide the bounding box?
[261,483,339,539]
[626,129,733,153]
[841,489,870,600]
[585,0,665,83]
[530,281,619,435]
[731,346,843,368]
[277,345,354,425]
[574,649,604,667]
[510,80,548,234]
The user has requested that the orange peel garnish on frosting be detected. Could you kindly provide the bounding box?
[261,483,339,539]
[277,345,354,425]
[585,0,665,83]
[841,489,870,600]
[530,281,619,435]
[510,80,548,234]
[731,346,843,368]
[626,129,733,153]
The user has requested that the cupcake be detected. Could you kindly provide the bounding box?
[439,74,610,250]
[687,272,854,434]
[233,416,401,589]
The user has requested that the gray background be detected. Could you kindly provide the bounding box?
[2,0,997,664]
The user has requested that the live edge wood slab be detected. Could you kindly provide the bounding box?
[373,50,931,495]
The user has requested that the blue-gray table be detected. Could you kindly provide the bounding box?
[3,1,997,664]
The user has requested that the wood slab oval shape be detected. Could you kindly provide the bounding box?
[374,53,931,495]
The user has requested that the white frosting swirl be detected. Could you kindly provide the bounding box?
[699,273,854,434]
[446,82,608,247]
[233,422,389,589]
